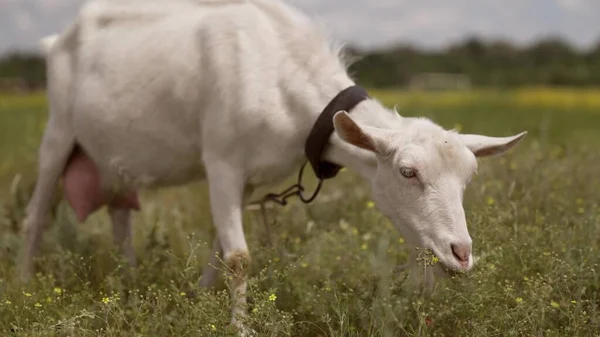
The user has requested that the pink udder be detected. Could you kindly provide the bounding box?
[62,146,140,223]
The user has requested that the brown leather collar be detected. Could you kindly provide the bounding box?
[305,85,370,180]
[250,85,370,207]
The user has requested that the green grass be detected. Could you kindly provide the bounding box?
[1,89,600,336]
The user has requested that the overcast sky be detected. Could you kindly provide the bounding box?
[1,0,599,55]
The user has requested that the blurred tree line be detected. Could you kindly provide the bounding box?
[1,36,599,90]
[0,53,46,91]
[347,37,600,88]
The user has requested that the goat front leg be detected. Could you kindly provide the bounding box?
[201,187,254,289]
[22,116,75,280]
[108,207,137,267]
[205,161,251,331]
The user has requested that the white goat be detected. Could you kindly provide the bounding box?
[25,0,526,331]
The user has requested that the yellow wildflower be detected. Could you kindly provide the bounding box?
[339,219,349,230]
[398,237,405,244]
[23,292,32,297]
[515,297,523,304]
[5,300,11,305]
[366,201,375,209]
[486,197,495,206]
[53,287,62,295]
[571,300,577,304]
[550,301,560,308]
[269,294,277,302]
[34,302,42,308]
[102,297,111,304]
[361,243,368,250]
[431,256,439,264]
[210,324,217,331]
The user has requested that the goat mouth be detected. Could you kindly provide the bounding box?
[434,264,466,278]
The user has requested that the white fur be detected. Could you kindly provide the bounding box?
[39,35,58,54]
[25,0,527,330]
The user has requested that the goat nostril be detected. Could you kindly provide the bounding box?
[451,243,470,262]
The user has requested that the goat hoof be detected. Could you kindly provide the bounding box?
[230,320,256,337]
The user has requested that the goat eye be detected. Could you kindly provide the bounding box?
[400,167,416,178]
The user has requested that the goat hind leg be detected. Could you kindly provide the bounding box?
[108,207,137,267]
[200,237,222,288]
[22,117,75,280]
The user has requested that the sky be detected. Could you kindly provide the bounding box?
[1,0,599,55]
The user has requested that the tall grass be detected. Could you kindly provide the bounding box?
[0,88,599,336]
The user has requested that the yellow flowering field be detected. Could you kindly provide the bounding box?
[2,87,600,113]
[0,92,47,111]
[372,87,600,112]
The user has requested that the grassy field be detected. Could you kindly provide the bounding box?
[1,88,600,336]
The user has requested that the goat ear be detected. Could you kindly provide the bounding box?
[460,131,527,157]
[333,111,389,155]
